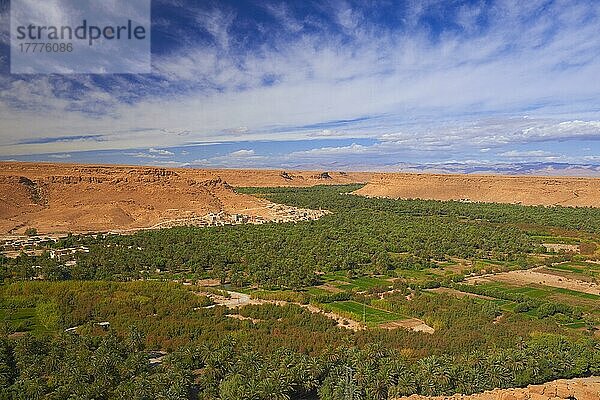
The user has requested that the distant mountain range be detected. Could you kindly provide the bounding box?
[389,162,600,176]
[280,161,600,176]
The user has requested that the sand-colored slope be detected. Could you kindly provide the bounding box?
[396,376,599,400]
[0,162,369,234]
[355,173,600,207]
[183,168,373,187]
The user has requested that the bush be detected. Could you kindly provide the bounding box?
[25,228,37,236]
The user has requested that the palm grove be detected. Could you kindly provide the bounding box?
[1,185,599,399]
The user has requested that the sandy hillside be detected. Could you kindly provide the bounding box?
[0,162,368,234]
[182,168,374,187]
[396,376,599,400]
[354,173,600,207]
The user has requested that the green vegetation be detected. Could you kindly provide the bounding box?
[1,185,600,399]
[323,300,404,325]
[24,227,37,237]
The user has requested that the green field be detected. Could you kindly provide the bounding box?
[320,272,392,291]
[466,281,600,318]
[477,281,599,300]
[325,300,405,325]
[0,307,45,334]
[550,261,600,275]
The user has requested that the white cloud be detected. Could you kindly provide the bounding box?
[1,1,600,159]
[499,150,555,158]
[148,148,175,155]
[125,148,175,159]
[192,149,268,168]
[229,149,255,157]
[291,143,368,157]
[47,153,72,159]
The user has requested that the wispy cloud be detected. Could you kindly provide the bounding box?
[0,0,599,167]
[47,153,72,159]
[229,149,256,157]
[148,147,175,156]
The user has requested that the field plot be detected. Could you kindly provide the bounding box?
[0,307,40,334]
[468,267,600,296]
[426,287,495,300]
[545,261,600,280]
[320,272,392,291]
[471,281,600,308]
[324,300,405,326]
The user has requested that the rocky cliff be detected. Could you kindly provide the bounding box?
[397,377,599,400]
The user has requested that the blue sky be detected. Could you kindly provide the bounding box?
[1,0,600,173]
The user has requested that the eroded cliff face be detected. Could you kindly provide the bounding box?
[354,173,600,207]
[396,377,600,400]
[0,162,368,234]
[0,163,259,234]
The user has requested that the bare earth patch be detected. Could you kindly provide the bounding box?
[395,376,600,400]
[355,173,600,207]
[538,267,597,284]
[380,318,435,334]
[467,267,600,296]
[542,243,580,253]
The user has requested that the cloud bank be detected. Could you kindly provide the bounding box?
[0,0,599,171]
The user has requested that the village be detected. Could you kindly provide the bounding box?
[147,203,331,229]
[0,203,331,260]
[0,234,88,259]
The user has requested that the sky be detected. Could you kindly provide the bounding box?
[1,0,600,174]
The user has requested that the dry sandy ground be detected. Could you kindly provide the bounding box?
[380,318,435,334]
[395,376,600,400]
[5,161,600,234]
[0,162,369,234]
[199,290,365,331]
[355,173,600,207]
[199,289,434,333]
[467,267,600,296]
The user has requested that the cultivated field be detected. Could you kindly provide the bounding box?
[3,177,600,398]
[467,266,600,296]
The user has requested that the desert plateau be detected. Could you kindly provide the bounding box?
[355,173,600,207]
[2,162,600,235]
[0,162,370,234]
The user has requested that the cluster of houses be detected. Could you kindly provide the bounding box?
[1,234,89,260]
[150,205,330,230]
[265,203,330,223]
[1,235,61,253]
[205,212,260,226]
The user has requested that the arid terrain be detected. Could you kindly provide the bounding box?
[354,173,600,207]
[0,162,370,234]
[396,376,600,400]
[3,162,600,235]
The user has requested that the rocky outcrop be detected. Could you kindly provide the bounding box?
[199,177,233,190]
[396,377,600,400]
[0,162,371,234]
[313,172,332,180]
[280,171,294,180]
